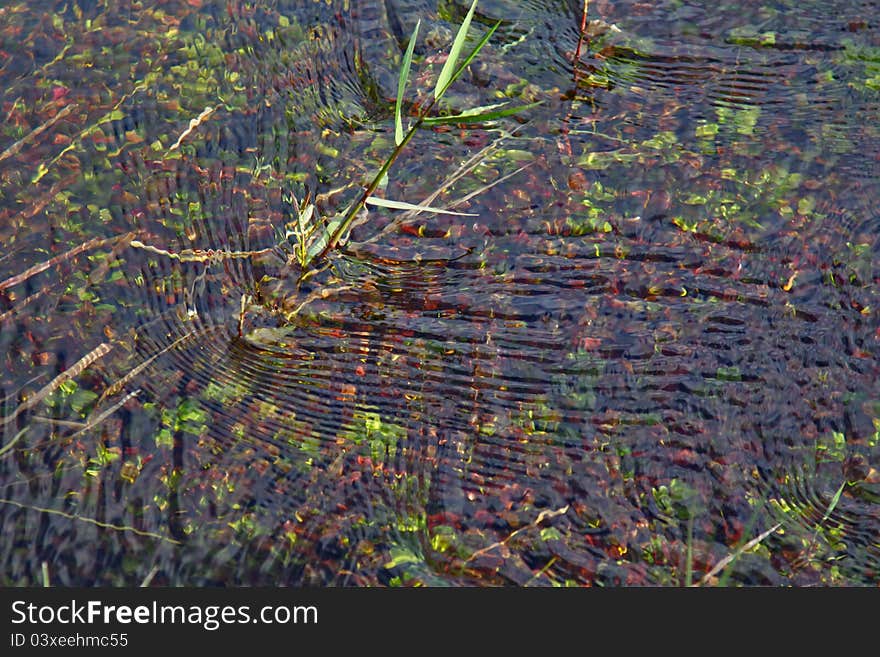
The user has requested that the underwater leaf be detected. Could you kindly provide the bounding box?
[305,215,345,265]
[422,101,543,125]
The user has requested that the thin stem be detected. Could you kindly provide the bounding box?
[318,104,434,258]
[0,497,181,545]
[574,0,590,67]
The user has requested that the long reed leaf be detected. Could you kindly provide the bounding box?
[444,19,500,94]
[396,20,421,145]
[434,0,479,99]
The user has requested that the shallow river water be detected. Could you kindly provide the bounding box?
[1,0,878,585]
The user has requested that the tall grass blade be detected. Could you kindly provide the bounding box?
[444,19,500,94]
[1,343,113,428]
[365,196,477,216]
[396,20,421,145]
[434,0,479,99]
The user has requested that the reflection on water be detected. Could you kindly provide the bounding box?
[1,0,878,586]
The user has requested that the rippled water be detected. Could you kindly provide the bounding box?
[1,0,878,586]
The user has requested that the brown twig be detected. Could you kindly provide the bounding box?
[99,325,223,402]
[361,129,527,245]
[169,106,215,152]
[140,565,160,587]
[446,162,533,209]
[69,389,141,440]
[129,240,273,263]
[0,104,75,164]
[0,428,27,459]
[33,83,146,183]
[0,289,49,324]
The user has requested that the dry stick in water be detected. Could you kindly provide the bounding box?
[169,106,215,152]
[0,428,27,459]
[523,556,559,586]
[33,83,147,184]
[100,325,224,402]
[0,289,50,324]
[464,505,570,564]
[0,343,113,429]
[362,131,525,245]
[140,565,160,587]
[28,416,87,430]
[408,131,530,216]
[69,389,141,440]
[129,240,273,263]
[696,522,782,586]
[2,390,137,458]
[3,231,138,323]
[19,174,80,223]
[0,233,134,292]
[447,162,533,209]
[0,103,75,164]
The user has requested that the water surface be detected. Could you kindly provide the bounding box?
[1,0,878,586]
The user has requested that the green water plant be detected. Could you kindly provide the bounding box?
[126,0,534,286]
[289,0,535,269]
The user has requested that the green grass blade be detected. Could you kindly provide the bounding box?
[421,100,543,125]
[395,19,421,145]
[434,0,479,99]
[366,196,477,216]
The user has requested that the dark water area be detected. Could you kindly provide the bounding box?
[1,0,878,586]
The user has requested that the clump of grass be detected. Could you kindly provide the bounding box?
[127,0,535,285]
[287,0,536,270]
